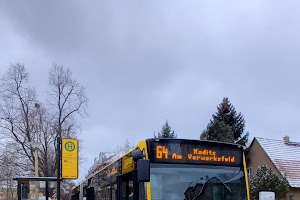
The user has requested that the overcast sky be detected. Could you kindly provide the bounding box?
[1,1,300,179]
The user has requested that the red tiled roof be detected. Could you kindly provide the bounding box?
[273,159,300,187]
[256,137,300,188]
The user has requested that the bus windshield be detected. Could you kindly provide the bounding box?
[150,163,247,200]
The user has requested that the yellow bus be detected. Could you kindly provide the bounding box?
[72,138,250,200]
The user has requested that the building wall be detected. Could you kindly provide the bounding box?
[288,188,300,200]
[247,139,281,177]
[247,138,299,200]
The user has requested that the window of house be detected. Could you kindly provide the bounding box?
[247,168,252,179]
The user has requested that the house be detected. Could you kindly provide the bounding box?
[247,136,300,200]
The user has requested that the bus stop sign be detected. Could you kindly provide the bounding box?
[62,138,78,179]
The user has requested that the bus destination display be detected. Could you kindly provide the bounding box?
[152,141,243,166]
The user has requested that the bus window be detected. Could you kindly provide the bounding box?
[111,183,117,200]
[128,181,134,200]
[97,186,110,200]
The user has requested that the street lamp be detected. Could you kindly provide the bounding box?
[30,142,41,177]
[30,141,41,200]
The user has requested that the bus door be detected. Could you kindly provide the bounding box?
[119,172,135,200]
[86,187,94,200]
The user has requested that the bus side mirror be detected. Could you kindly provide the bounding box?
[132,149,143,162]
[137,159,150,182]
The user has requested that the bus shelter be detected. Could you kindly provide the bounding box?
[14,177,60,200]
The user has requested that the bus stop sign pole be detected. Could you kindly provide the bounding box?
[57,137,61,200]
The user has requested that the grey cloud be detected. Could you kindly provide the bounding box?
[1,1,300,178]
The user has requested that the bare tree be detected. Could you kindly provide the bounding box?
[0,142,23,200]
[0,64,38,172]
[60,180,76,200]
[113,139,135,155]
[48,64,88,140]
[47,64,88,199]
[33,104,56,177]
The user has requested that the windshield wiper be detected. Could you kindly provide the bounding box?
[184,177,232,200]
